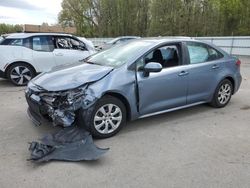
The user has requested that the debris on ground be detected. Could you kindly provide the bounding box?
[28,127,109,162]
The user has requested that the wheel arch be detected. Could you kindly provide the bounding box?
[4,61,37,77]
[222,76,235,94]
[103,91,131,121]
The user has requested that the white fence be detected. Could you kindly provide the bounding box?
[196,37,250,56]
[88,38,113,46]
[88,36,250,56]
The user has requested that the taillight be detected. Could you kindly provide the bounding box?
[236,59,241,66]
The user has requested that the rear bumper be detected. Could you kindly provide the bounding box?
[234,73,242,94]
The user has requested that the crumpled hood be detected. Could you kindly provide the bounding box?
[32,63,113,91]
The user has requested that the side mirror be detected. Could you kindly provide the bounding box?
[143,62,162,77]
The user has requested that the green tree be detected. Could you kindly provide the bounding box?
[0,24,22,35]
[58,0,250,37]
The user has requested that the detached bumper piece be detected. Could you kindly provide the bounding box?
[28,127,109,162]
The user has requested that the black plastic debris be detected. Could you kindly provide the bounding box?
[29,142,55,160]
[28,127,109,162]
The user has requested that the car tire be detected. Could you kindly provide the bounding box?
[78,95,127,139]
[210,79,233,108]
[6,63,36,86]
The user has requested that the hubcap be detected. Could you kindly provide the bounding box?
[218,83,231,104]
[10,66,32,85]
[94,104,122,134]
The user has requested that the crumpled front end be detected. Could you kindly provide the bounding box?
[25,82,98,127]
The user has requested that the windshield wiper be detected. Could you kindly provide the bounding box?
[85,61,105,66]
[86,61,99,65]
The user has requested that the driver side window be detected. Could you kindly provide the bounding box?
[137,44,180,70]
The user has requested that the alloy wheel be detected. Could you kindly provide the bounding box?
[94,104,122,134]
[218,83,231,105]
[10,66,32,85]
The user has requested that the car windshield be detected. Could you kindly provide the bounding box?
[106,38,120,44]
[87,41,153,67]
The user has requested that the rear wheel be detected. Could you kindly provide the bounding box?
[210,79,233,108]
[6,63,35,86]
[78,95,126,138]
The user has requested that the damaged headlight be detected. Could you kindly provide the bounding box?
[39,84,97,112]
[40,92,59,106]
[41,95,56,106]
[64,85,97,110]
[65,85,87,105]
[40,85,95,109]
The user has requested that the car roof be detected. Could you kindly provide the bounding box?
[128,37,228,57]
[5,33,73,39]
[118,36,140,39]
[139,37,193,43]
[135,37,221,46]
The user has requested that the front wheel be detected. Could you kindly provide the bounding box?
[210,79,233,108]
[78,95,126,138]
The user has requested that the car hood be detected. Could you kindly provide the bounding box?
[32,63,113,91]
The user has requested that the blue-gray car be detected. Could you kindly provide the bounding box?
[25,39,242,138]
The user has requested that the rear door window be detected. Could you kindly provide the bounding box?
[32,36,54,52]
[186,42,223,64]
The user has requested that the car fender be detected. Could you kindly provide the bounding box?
[0,46,37,72]
[87,66,139,120]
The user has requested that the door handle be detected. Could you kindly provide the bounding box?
[212,64,219,69]
[55,53,63,56]
[178,71,189,76]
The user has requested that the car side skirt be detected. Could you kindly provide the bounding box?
[139,101,206,119]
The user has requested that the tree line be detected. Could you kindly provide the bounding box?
[1,0,249,37]
[58,0,250,37]
[0,24,22,35]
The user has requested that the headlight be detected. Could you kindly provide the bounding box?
[39,85,88,108]
[66,85,87,105]
[41,95,57,105]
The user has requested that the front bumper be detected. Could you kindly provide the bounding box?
[26,91,79,127]
[0,70,5,78]
[27,107,42,126]
[25,93,49,126]
[25,82,98,127]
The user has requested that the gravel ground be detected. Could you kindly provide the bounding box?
[0,57,249,188]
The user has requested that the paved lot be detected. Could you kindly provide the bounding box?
[0,58,250,188]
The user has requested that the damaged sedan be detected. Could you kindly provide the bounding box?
[25,38,242,138]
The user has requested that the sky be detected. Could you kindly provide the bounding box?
[0,0,63,25]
